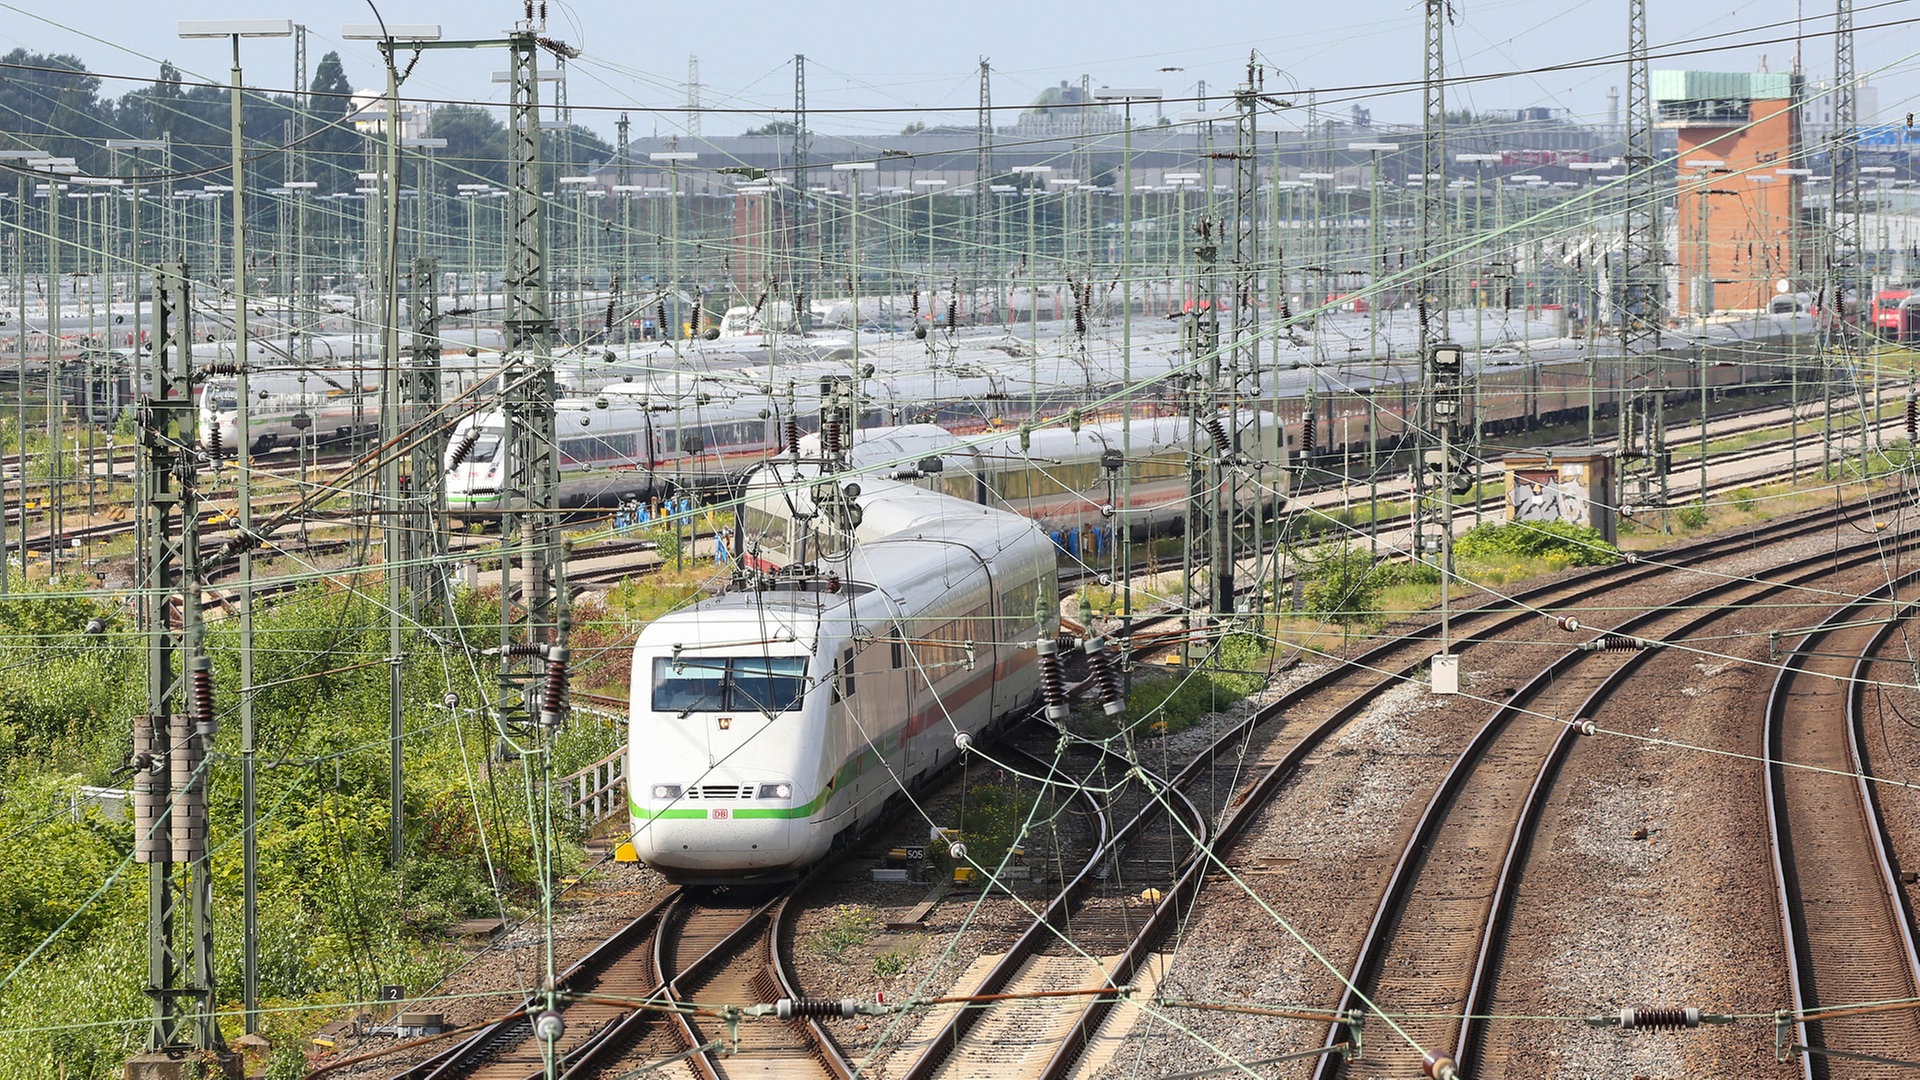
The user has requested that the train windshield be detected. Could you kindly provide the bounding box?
[651,655,808,715]
[468,430,505,465]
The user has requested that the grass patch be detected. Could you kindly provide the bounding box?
[602,566,715,623]
[873,944,919,977]
[808,905,879,960]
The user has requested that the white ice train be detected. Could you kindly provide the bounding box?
[627,467,1058,882]
[448,308,1814,511]
[735,416,1288,569]
[196,328,508,453]
[442,335,1207,511]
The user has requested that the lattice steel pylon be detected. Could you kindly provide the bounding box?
[687,54,701,138]
[405,256,446,616]
[1216,55,1263,619]
[792,54,809,327]
[1413,0,1451,557]
[132,264,224,1058]
[1827,0,1863,475]
[1620,0,1666,508]
[1829,0,1860,361]
[976,58,993,325]
[498,29,564,731]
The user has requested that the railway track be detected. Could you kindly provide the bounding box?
[1768,571,1920,1078]
[877,728,1159,1080]
[1314,522,1920,1078]
[389,896,682,1079]
[400,737,1094,1079]
[340,491,1902,1080]
[1004,493,1904,1079]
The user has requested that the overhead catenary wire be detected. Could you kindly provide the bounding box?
[3,6,1920,1068]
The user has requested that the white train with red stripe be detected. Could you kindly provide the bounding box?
[626,465,1056,883]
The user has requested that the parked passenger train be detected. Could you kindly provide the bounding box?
[446,309,1812,512]
[627,468,1057,882]
[197,328,509,453]
[735,416,1286,568]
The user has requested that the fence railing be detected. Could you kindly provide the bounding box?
[566,748,626,827]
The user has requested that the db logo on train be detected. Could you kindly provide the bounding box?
[710,808,731,820]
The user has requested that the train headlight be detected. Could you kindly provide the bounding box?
[651,784,683,800]
[757,782,792,801]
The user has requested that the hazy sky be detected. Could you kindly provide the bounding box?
[3,0,1916,141]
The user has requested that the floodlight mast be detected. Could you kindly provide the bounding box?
[154,19,287,1057]
[346,14,569,799]
[341,21,443,880]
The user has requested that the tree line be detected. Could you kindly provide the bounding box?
[0,47,613,196]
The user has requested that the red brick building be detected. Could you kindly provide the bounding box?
[1655,70,1804,314]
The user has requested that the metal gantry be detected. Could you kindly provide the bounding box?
[497,28,564,733]
[406,256,447,616]
[1621,0,1666,509]
[133,263,224,1059]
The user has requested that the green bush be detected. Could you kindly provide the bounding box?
[0,579,609,1075]
[1297,543,1385,623]
[1453,520,1620,567]
[1125,634,1273,736]
[873,947,913,977]
[1370,559,1440,588]
[650,522,683,563]
[1676,503,1710,529]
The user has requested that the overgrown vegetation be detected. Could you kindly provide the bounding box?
[1453,520,1621,567]
[1122,633,1275,738]
[0,574,612,1077]
[1295,543,1388,624]
[807,905,879,959]
[935,782,1032,876]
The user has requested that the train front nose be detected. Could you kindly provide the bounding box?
[630,779,813,880]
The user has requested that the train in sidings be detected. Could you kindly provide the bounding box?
[445,311,1814,514]
[731,416,1287,566]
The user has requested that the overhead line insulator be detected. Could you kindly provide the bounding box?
[1037,638,1068,723]
[1083,636,1125,717]
[1586,1006,1734,1030]
[1579,634,1663,651]
[446,429,481,471]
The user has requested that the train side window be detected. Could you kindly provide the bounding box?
[890,629,903,669]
